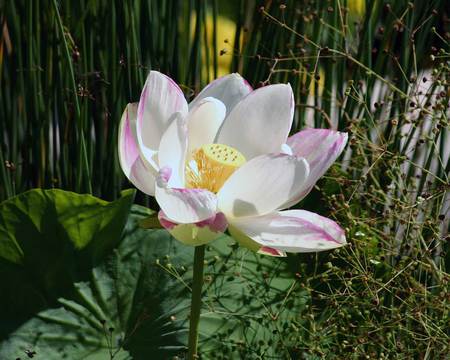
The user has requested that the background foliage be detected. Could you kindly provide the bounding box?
[1,0,449,359]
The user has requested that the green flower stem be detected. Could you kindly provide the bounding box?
[187,245,205,360]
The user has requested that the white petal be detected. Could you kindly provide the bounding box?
[217,154,309,218]
[155,168,218,224]
[257,247,287,257]
[187,97,226,155]
[280,143,293,155]
[118,103,157,195]
[128,159,156,196]
[215,84,294,159]
[118,103,139,175]
[136,71,188,166]
[282,129,348,208]
[158,113,188,188]
[158,211,227,246]
[189,73,252,115]
[230,210,346,253]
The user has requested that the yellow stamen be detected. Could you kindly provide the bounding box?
[185,144,246,193]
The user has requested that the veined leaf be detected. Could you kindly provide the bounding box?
[0,188,136,265]
[1,202,307,359]
[0,189,135,338]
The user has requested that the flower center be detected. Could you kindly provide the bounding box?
[185,144,246,193]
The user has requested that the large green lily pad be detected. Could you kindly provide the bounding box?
[0,190,307,359]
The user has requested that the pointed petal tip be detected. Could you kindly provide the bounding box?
[189,72,252,113]
[187,97,227,153]
[281,128,349,207]
[136,71,188,160]
[195,96,226,112]
[216,83,295,159]
[258,246,287,257]
[230,72,253,90]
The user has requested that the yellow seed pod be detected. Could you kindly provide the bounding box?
[186,144,246,193]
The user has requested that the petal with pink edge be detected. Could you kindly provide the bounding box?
[136,71,188,166]
[118,103,157,195]
[158,112,188,188]
[258,246,287,257]
[189,73,252,115]
[282,129,348,208]
[217,154,309,218]
[155,168,218,224]
[230,210,346,253]
[215,84,294,159]
[158,211,227,246]
[187,97,226,155]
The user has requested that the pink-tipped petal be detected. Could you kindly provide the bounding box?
[258,246,287,257]
[189,73,252,115]
[155,168,218,224]
[230,209,346,253]
[158,112,188,188]
[215,84,294,159]
[158,210,227,246]
[217,154,309,218]
[187,97,226,155]
[195,212,228,232]
[136,71,188,166]
[118,103,157,195]
[283,129,348,208]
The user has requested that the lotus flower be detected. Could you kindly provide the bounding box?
[118,71,348,256]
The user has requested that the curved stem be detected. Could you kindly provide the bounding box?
[187,245,205,360]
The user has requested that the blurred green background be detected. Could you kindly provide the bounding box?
[1,0,448,201]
